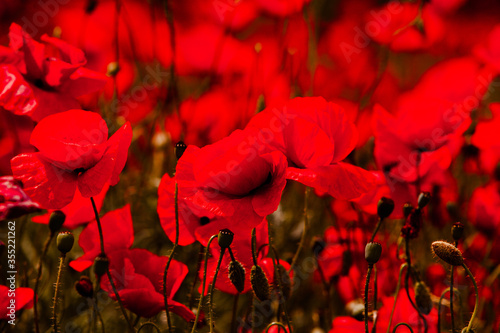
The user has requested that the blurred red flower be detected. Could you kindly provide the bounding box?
[11,109,132,209]
[101,248,195,321]
[0,285,34,320]
[0,175,40,221]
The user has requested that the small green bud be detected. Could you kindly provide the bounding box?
[57,231,74,254]
[377,197,394,219]
[228,260,245,293]
[365,242,382,265]
[106,62,120,77]
[218,229,234,250]
[49,210,65,234]
[414,281,433,315]
[250,265,270,301]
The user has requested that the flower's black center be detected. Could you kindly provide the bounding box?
[33,79,44,88]
[74,168,86,175]
[263,172,272,186]
[199,216,210,226]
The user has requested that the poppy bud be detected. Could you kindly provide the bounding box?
[94,254,109,278]
[106,62,120,77]
[346,300,364,321]
[251,265,270,301]
[75,276,94,298]
[403,203,413,218]
[218,229,234,250]
[377,197,394,219]
[452,222,464,241]
[277,264,292,299]
[57,231,74,254]
[175,141,187,160]
[417,192,431,209]
[414,281,433,315]
[228,260,245,293]
[365,242,382,265]
[49,210,65,234]
[431,241,464,266]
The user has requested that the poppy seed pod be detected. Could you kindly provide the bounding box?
[218,229,234,250]
[49,210,65,234]
[94,254,109,278]
[365,242,382,265]
[228,260,245,293]
[452,222,464,241]
[175,141,187,160]
[251,265,270,301]
[403,203,413,218]
[414,281,433,315]
[75,276,94,298]
[57,231,74,254]
[417,192,431,209]
[431,241,464,266]
[377,197,394,219]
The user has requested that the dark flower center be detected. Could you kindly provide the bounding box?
[74,168,86,175]
[199,216,210,226]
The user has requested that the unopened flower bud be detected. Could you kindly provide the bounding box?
[57,231,74,254]
[106,62,120,77]
[346,300,364,321]
[377,197,394,219]
[75,276,94,298]
[414,281,433,315]
[218,229,234,250]
[175,141,187,160]
[94,254,109,278]
[365,242,382,265]
[417,192,431,209]
[452,222,464,241]
[403,203,413,218]
[431,241,464,266]
[49,210,65,234]
[251,265,270,301]
[228,260,245,293]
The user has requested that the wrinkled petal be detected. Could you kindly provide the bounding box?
[0,65,37,116]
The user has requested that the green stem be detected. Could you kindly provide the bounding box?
[404,238,427,333]
[387,263,408,333]
[372,265,378,333]
[269,245,293,333]
[288,187,310,273]
[52,255,65,333]
[393,323,415,333]
[369,217,384,243]
[365,265,373,333]
[163,182,179,333]
[209,246,226,333]
[90,197,105,255]
[190,235,218,333]
[461,264,479,333]
[230,293,240,333]
[266,322,288,332]
[438,287,450,333]
[34,232,54,333]
[251,228,258,266]
[450,263,455,333]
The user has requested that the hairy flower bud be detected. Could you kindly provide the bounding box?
[218,229,234,250]
[251,265,270,301]
[414,281,433,315]
[377,197,394,219]
[57,231,74,254]
[228,260,245,293]
[431,241,464,266]
[365,242,382,265]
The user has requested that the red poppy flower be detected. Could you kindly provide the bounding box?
[471,103,500,176]
[473,24,500,73]
[101,248,195,321]
[0,285,34,320]
[0,108,34,175]
[468,181,500,237]
[70,205,134,272]
[246,97,375,200]
[0,175,40,221]
[2,23,107,121]
[163,129,287,236]
[31,183,109,229]
[11,109,132,209]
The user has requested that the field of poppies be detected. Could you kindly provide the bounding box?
[1,0,500,332]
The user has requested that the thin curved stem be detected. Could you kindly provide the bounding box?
[106,267,135,332]
[365,265,373,333]
[52,255,65,333]
[90,197,105,255]
[251,227,258,266]
[34,232,55,333]
[404,238,428,333]
[369,217,384,243]
[137,322,161,333]
[288,187,310,273]
[266,322,288,332]
[208,247,225,333]
[393,323,415,333]
[269,245,293,333]
[387,263,408,333]
[450,262,455,333]
[462,263,479,333]
[372,265,378,333]
[230,293,240,333]
[190,235,218,333]
[163,182,179,333]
